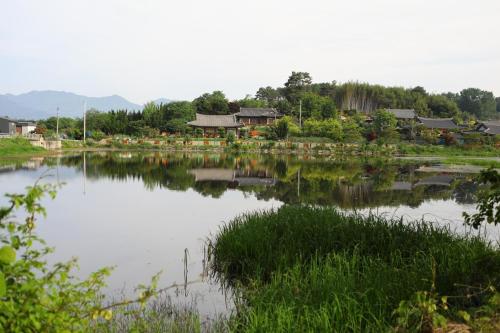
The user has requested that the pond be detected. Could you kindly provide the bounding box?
[0,152,496,319]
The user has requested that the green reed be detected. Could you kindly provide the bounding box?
[210,205,500,332]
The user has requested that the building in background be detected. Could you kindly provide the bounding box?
[0,117,17,135]
[187,113,243,137]
[15,120,37,135]
[235,108,283,126]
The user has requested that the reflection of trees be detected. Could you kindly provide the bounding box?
[37,153,478,209]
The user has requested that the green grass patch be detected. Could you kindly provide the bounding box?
[398,143,500,157]
[210,206,500,332]
[0,137,45,156]
[440,157,500,169]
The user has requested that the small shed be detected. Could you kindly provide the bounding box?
[15,120,37,135]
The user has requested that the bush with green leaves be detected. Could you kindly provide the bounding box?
[226,131,236,144]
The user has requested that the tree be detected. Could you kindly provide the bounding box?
[411,86,427,96]
[274,117,290,139]
[238,96,267,108]
[458,88,497,119]
[496,97,500,113]
[143,102,162,128]
[256,87,280,104]
[427,95,460,118]
[463,168,500,229]
[300,92,337,119]
[342,118,363,143]
[372,109,398,141]
[193,91,229,115]
[284,71,312,103]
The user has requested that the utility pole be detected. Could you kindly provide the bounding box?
[299,99,302,128]
[56,107,60,138]
[83,101,87,143]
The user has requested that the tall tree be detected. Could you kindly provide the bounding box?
[256,86,280,104]
[458,88,497,119]
[284,71,312,103]
[193,91,229,115]
[426,95,460,118]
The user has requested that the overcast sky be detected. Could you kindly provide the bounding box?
[1,0,499,104]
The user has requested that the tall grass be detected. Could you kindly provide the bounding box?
[210,206,500,332]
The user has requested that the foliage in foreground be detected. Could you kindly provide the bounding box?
[210,205,500,332]
[464,168,500,229]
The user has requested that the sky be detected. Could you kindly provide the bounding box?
[1,0,499,104]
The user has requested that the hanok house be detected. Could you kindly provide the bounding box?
[476,121,500,136]
[0,117,17,135]
[417,117,459,131]
[187,113,244,137]
[386,109,417,121]
[235,108,283,126]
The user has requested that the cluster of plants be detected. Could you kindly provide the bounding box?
[209,205,500,332]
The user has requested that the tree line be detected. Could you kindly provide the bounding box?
[37,72,499,139]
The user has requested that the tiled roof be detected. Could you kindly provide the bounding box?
[415,175,456,187]
[477,122,500,135]
[386,109,417,119]
[236,108,283,118]
[187,113,243,128]
[418,117,458,129]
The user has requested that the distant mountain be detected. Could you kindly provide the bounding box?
[0,91,171,120]
[153,98,172,105]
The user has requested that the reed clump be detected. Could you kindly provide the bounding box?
[210,206,500,332]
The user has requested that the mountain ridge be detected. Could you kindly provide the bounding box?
[0,90,171,120]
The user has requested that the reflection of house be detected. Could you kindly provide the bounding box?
[476,121,500,136]
[417,117,458,130]
[187,114,243,137]
[414,175,456,187]
[235,108,283,126]
[386,109,417,121]
[189,168,276,186]
[390,181,412,191]
[0,117,17,135]
[189,169,235,182]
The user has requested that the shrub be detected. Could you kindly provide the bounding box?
[194,128,204,138]
[226,131,236,144]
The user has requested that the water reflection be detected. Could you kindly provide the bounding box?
[0,152,489,318]
[22,152,478,208]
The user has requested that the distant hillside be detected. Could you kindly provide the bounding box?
[0,91,171,120]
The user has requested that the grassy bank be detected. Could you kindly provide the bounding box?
[397,143,500,157]
[210,206,500,332]
[440,157,500,169]
[0,137,45,156]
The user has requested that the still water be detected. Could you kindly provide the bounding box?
[0,152,496,318]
